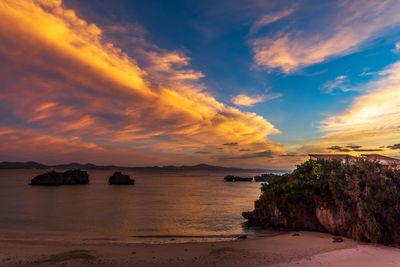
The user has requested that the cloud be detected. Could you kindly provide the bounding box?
[0,127,157,165]
[321,75,350,93]
[223,142,238,146]
[232,94,265,106]
[297,60,400,157]
[279,153,307,157]
[288,58,400,161]
[232,93,281,106]
[250,9,294,34]
[346,145,362,149]
[328,146,350,152]
[327,145,383,152]
[0,0,283,167]
[251,0,400,73]
[223,150,274,160]
[352,148,383,152]
[393,42,400,54]
[387,144,400,150]
[320,61,400,135]
[360,71,378,76]
[240,150,274,158]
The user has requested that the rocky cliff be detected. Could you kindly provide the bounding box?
[243,158,400,244]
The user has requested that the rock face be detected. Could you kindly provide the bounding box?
[242,199,326,232]
[224,175,253,182]
[30,170,89,185]
[243,158,400,244]
[315,206,347,234]
[109,172,134,185]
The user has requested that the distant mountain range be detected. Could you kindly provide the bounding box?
[0,161,287,173]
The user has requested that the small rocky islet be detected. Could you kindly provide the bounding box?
[109,171,135,185]
[224,173,275,182]
[224,176,253,182]
[30,170,89,185]
[29,170,134,185]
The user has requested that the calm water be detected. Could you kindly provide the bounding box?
[0,169,275,240]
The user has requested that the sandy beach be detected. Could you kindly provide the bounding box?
[0,231,399,266]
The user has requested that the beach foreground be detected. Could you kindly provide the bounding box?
[1,231,399,266]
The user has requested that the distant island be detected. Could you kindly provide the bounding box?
[0,161,288,173]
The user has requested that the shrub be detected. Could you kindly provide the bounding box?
[257,158,400,244]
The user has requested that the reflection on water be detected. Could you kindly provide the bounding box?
[0,169,277,238]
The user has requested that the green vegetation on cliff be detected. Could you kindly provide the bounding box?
[244,158,400,244]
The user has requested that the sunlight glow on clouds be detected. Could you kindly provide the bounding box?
[0,0,283,167]
[232,94,264,107]
[251,0,400,73]
[315,60,400,156]
[250,9,294,34]
[282,58,400,165]
[232,93,281,107]
[393,42,400,55]
[321,75,350,93]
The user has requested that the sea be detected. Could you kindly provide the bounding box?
[0,169,284,243]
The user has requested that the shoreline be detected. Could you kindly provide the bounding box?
[1,231,400,266]
[0,229,282,246]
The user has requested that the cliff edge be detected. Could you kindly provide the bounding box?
[243,158,400,244]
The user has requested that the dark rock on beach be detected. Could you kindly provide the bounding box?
[30,170,89,185]
[109,172,134,185]
[224,175,253,182]
[333,236,343,243]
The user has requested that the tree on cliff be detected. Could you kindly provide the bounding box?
[244,158,400,244]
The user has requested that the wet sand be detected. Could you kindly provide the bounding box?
[0,231,399,266]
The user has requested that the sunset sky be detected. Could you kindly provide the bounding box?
[1,0,400,169]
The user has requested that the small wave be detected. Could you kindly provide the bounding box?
[130,234,241,239]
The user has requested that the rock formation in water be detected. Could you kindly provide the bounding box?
[30,170,89,185]
[254,173,274,182]
[224,173,275,182]
[243,158,400,244]
[224,175,253,182]
[109,172,134,185]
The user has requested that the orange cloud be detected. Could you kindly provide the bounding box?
[250,9,294,34]
[251,0,400,73]
[0,127,164,166]
[232,94,265,107]
[232,93,281,107]
[0,0,284,168]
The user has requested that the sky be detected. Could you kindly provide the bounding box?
[1,0,400,169]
